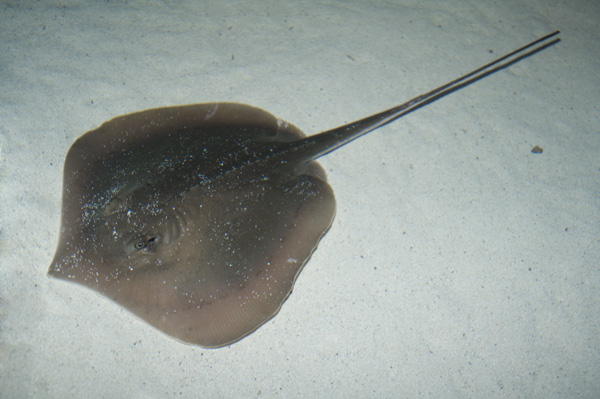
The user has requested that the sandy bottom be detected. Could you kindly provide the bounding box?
[1,1,599,398]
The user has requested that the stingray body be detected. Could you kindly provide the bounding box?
[48,32,559,348]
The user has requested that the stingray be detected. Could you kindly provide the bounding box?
[48,32,559,348]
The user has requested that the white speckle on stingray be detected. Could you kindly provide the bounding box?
[204,103,219,120]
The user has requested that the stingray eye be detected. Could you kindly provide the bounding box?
[128,236,160,254]
[143,237,160,254]
[126,235,161,255]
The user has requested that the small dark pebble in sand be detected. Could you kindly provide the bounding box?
[531,145,544,154]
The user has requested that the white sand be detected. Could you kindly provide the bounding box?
[1,1,599,398]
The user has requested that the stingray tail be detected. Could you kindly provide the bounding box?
[293,30,560,162]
